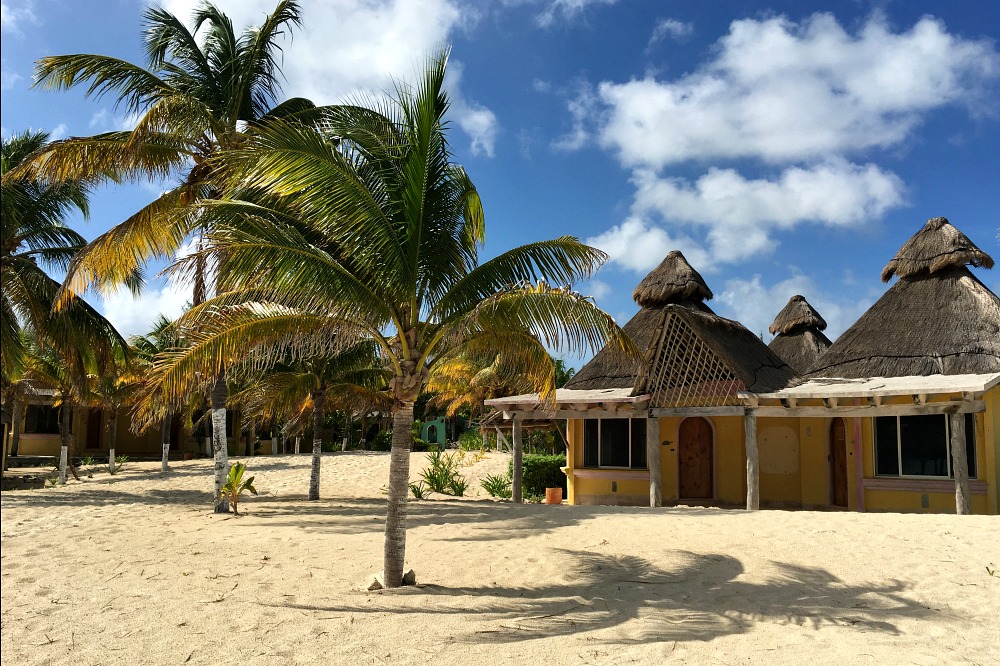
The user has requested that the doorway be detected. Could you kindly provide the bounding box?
[86,408,103,450]
[830,418,848,507]
[679,417,713,499]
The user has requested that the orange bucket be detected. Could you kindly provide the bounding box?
[545,487,563,504]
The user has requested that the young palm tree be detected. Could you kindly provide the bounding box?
[138,50,637,587]
[1,131,125,380]
[132,315,185,471]
[233,342,390,499]
[11,0,314,511]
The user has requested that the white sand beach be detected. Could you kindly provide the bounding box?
[2,452,998,665]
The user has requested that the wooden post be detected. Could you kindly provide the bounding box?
[512,417,523,504]
[647,416,662,507]
[495,426,510,453]
[744,409,759,511]
[272,435,278,456]
[950,413,971,515]
[852,414,865,512]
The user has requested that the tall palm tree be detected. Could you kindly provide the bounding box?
[137,49,637,586]
[132,315,185,471]
[1,131,125,381]
[11,0,314,511]
[233,342,390,499]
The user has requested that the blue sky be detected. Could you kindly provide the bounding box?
[2,0,999,366]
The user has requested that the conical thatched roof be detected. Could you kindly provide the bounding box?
[632,251,712,308]
[808,266,1000,378]
[769,295,827,335]
[767,295,832,374]
[881,216,993,283]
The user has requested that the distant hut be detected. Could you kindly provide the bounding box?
[767,295,832,374]
[809,217,998,378]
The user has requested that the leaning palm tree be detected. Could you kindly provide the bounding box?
[11,0,314,511]
[1,131,125,380]
[233,342,390,499]
[138,49,637,587]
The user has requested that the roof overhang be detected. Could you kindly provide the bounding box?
[739,372,1000,417]
[484,388,650,420]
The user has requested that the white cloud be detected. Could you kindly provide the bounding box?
[445,61,498,157]
[552,81,597,151]
[1,60,22,90]
[586,216,710,274]
[101,281,190,338]
[596,13,999,168]
[157,0,495,156]
[49,123,68,140]
[647,18,693,49]
[715,272,874,342]
[584,278,610,300]
[630,160,906,262]
[1,0,35,33]
[534,0,619,28]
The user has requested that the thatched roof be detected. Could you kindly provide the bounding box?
[632,251,712,308]
[769,295,827,335]
[769,328,832,375]
[881,216,994,283]
[767,295,831,374]
[807,266,1000,378]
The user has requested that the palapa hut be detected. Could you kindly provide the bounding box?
[746,217,1000,515]
[767,295,832,374]
[487,251,797,507]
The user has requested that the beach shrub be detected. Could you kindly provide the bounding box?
[109,455,128,475]
[481,473,512,499]
[370,431,392,451]
[509,454,567,497]
[218,462,258,516]
[458,429,483,451]
[409,481,428,499]
[419,451,466,496]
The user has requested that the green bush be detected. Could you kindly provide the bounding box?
[412,438,433,452]
[420,451,467,496]
[458,429,484,451]
[481,473,512,499]
[370,430,392,451]
[509,453,566,497]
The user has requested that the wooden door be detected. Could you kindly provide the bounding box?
[679,417,713,499]
[86,408,103,450]
[830,419,848,507]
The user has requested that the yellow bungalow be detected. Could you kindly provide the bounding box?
[485,217,1000,515]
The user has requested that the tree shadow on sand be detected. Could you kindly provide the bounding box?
[272,549,939,645]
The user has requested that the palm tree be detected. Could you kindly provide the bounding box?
[1,131,125,381]
[233,342,390,499]
[11,0,314,512]
[132,315,185,471]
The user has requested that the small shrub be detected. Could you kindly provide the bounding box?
[409,481,428,499]
[80,455,98,468]
[411,438,433,453]
[458,429,484,451]
[420,451,467,496]
[370,430,392,451]
[219,462,258,516]
[509,454,567,497]
[109,455,128,475]
[481,473,512,499]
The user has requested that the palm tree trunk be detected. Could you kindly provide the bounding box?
[309,391,325,500]
[108,409,118,473]
[211,371,230,513]
[295,434,301,454]
[10,401,24,459]
[383,401,415,588]
[58,403,75,484]
[160,414,171,471]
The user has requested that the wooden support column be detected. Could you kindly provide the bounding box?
[950,413,971,515]
[852,412,865,512]
[512,417,523,504]
[744,409,759,511]
[647,417,662,507]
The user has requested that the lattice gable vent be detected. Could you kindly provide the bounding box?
[644,312,745,408]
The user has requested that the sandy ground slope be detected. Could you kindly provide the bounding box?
[2,451,998,666]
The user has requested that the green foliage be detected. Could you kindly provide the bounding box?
[219,462,258,516]
[80,456,97,467]
[109,455,128,475]
[370,430,392,451]
[458,429,484,451]
[409,481,428,499]
[509,453,567,497]
[481,473,512,499]
[419,451,467,496]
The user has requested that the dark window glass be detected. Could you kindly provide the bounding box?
[630,419,647,469]
[899,415,948,476]
[599,419,630,467]
[584,420,599,467]
[226,411,234,437]
[874,417,898,476]
[24,405,61,434]
[964,413,977,479]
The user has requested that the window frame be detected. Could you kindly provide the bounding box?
[872,413,977,480]
[582,418,647,470]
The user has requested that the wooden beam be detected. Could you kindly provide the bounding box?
[647,417,662,508]
[950,413,971,515]
[494,426,510,452]
[502,409,647,420]
[744,410,759,511]
[512,417,523,504]
[650,406,745,417]
[853,402,865,513]
[912,393,927,406]
[752,400,984,418]
[822,397,839,409]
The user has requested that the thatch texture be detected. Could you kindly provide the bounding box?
[769,328,832,375]
[769,295,827,335]
[881,217,994,283]
[807,267,1000,378]
[632,251,712,308]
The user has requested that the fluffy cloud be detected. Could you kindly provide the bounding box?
[647,18,693,49]
[598,13,999,168]
[586,216,710,274]
[100,281,190,339]
[157,0,496,156]
[1,0,35,33]
[533,0,619,28]
[715,273,875,342]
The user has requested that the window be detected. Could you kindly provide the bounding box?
[24,405,63,434]
[874,414,976,479]
[583,418,647,469]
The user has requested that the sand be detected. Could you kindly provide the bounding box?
[2,451,998,666]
